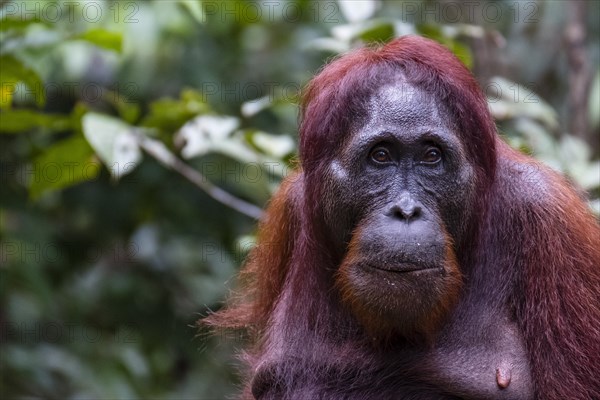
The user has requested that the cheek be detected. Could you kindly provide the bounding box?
[327,160,393,206]
[328,159,349,183]
[443,164,477,230]
[322,163,394,245]
[322,161,351,213]
[320,161,360,245]
[421,164,476,235]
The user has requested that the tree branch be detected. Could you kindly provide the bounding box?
[133,129,264,220]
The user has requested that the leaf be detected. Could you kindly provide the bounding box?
[0,16,47,32]
[487,77,558,129]
[178,0,205,23]
[119,347,149,378]
[81,113,142,179]
[358,21,394,43]
[574,161,600,191]
[82,113,131,162]
[241,96,271,117]
[0,110,71,133]
[248,132,295,158]
[29,136,99,199]
[331,24,364,42]
[101,89,141,124]
[441,24,485,39]
[115,99,141,124]
[141,89,210,133]
[513,119,555,157]
[589,199,600,216]
[338,0,378,23]
[77,29,123,52]
[557,135,594,184]
[305,37,350,53]
[415,26,472,68]
[176,115,240,159]
[446,41,472,69]
[392,21,417,37]
[112,129,143,177]
[331,20,393,43]
[0,55,45,107]
[588,69,600,130]
[558,135,591,164]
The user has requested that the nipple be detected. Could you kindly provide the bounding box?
[496,365,512,389]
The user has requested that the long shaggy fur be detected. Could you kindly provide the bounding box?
[204,36,600,399]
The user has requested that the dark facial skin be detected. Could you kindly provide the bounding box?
[318,80,533,398]
[323,80,476,339]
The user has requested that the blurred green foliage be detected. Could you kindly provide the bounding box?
[1,1,598,399]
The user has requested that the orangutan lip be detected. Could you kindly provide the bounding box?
[368,263,441,273]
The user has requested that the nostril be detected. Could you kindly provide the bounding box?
[395,204,420,220]
[390,192,422,221]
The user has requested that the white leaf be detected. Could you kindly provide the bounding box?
[589,199,600,215]
[241,96,271,117]
[487,77,558,129]
[112,131,142,179]
[572,161,600,190]
[305,37,350,53]
[393,21,416,37]
[82,112,142,179]
[337,0,377,22]
[331,24,363,42]
[251,132,295,158]
[514,118,555,157]
[176,115,239,159]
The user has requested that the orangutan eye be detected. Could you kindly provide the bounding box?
[422,147,442,164]
[370,147,392,163]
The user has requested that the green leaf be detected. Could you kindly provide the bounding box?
[77,29,123,52]
[141,89,210,133]
[415,26,472,68]
[178,0,205,24]
[115,100,141,124]
[446,41,472,69]
[359,21,395,43]
[101,89,141,124]
[0,110,71,133]
[29,136,99,199]
[0,55,45,107]
[81,113,142,179]
[0,17,47,32]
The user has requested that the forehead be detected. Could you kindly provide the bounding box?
[362,80,446,129]
[332,78,465,164]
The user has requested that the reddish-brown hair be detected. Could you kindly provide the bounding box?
[205,36,600,399]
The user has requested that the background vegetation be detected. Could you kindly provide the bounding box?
[1,1,598,399]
